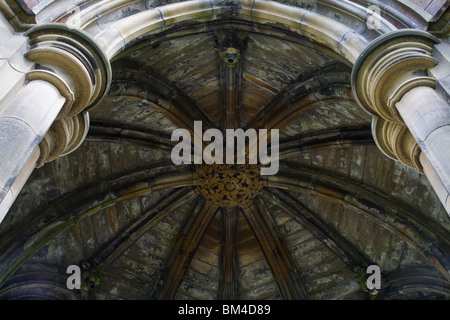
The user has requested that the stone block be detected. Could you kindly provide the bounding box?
[0,60,26,113]
[160,0,213,27]
[210,0,253,21]
[0,188,13,225]
[251,0,306,32]
[338,31,368,65]
[301,12,350,51]
[419,124,450,202]
[0,80,65,137]
[112,9,164,46]
[0,117,40,192]
[0,33,27,60]
[420,152,450,214]
[397,86,450,143]
[94,27,126,60]
[430,40,450,80]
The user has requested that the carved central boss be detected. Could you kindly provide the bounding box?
[195,163,263,208]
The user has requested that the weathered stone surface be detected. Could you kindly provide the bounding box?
[0,0,449,301]
[0,118,39,191]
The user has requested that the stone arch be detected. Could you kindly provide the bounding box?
[21,0,445,213]
[52,0,384,64]
[0,0,448,301]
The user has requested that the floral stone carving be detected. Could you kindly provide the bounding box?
[195,163,263,208]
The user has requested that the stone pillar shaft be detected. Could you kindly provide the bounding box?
[0,80,66,221]
[0,148,40,223]
[396,86,450,211]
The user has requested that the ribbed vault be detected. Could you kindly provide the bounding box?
[0,0,449,300]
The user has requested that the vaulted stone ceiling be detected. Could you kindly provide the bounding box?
[0,0,449,300]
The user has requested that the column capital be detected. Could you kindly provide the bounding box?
[24,23,112,116]
[23,24,112,166]
[352,29,439,123]
[351,30,440,172]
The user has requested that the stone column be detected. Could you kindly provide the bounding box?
[0,24,111,221]
[351,30,450,214]
[397,86,450,213]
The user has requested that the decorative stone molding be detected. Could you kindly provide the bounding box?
[352,30,439,172]
[92,0,369,63]
[352,30,438,123]
[23,23,111,166]
[195,163,263,208]
[36,113,90,167]
[372,117,423,170]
